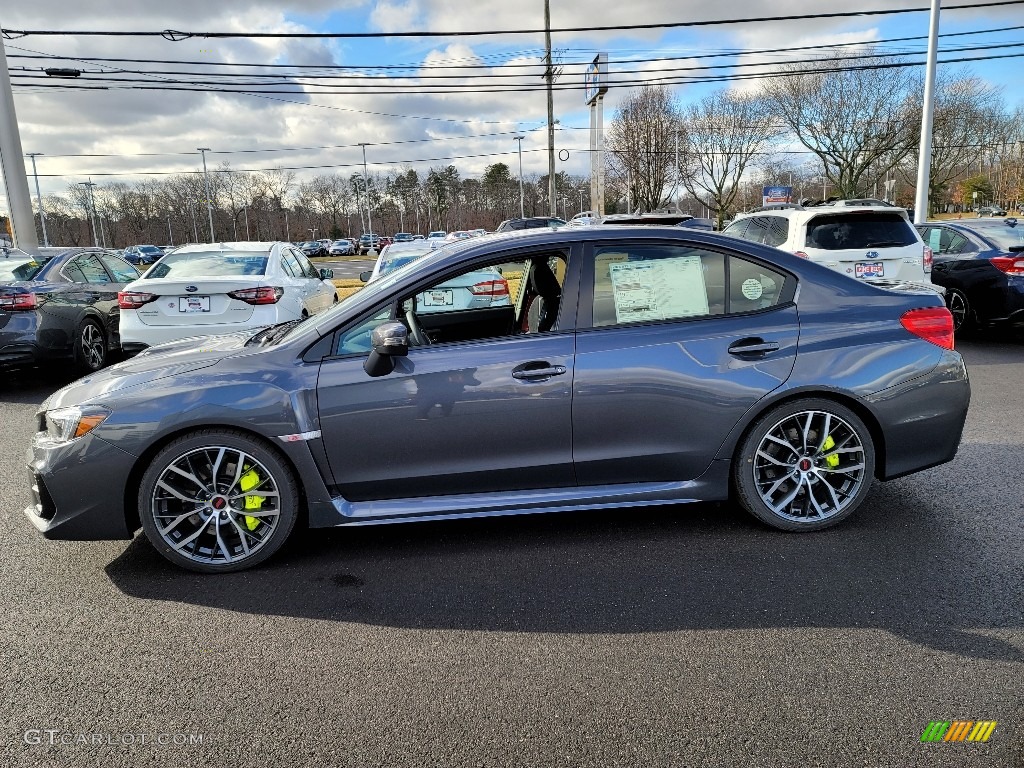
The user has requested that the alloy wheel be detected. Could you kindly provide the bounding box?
[751,409,867,524]
[80,323,106,370]
[947,290,969,331]
[149,446,282,566]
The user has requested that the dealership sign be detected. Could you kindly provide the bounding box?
[762,186,793,206]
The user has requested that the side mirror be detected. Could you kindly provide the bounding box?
[359,270,372,283]
[364,322,408,377]
[320,268,335,280]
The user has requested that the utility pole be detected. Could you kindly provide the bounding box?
[197,148,215,242]
[26,153,49,246]
[359,143,373,235]
[79,180,99,247]
[544,0,557,217]
[514,135,526,218]
[0,35,39,253]
[914,0,941,224]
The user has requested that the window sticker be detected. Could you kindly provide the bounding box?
[741,278,764,301]
[928,229,943,252]
[609,255,709,324]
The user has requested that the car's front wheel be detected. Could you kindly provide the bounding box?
[733,399,875,531]
[138,430,299,573]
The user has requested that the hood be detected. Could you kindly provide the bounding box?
[43,331,255,410]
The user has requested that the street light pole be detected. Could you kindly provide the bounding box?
[513,135,526,218]
[358,143,373,236]
[914,0,941,223]
[26,153,49,246]
[197,148,215,242]
[243,205,250,240]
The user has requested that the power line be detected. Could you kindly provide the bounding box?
[9,24,1023,72]
[3,1,1021,40]
[12,40,1024,87]
[14,48,1024,95]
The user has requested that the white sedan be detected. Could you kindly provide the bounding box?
[118,241,337,353]
[361,240,510,314]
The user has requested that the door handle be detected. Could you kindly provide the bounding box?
[512,363,567,380]
[728,338,780,357]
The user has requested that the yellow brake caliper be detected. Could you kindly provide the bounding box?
[239,466,264,530]
[821,435,840,468]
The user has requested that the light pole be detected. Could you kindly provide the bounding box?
[579,189,584,215]
[166,213,173,246]
[513,135,526,218]
[358,142,373,235]
[243,205,250,240]
[284,209,290,242]
[197,147,215,242]
[26,153,49,246]
[78,180,99,247]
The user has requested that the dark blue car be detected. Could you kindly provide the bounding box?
[122,244,164,266]
[916,218,1024,332]
[25,227,969,573]
[0,246,140,371]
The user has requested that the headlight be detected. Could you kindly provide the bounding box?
[44,406,111,444]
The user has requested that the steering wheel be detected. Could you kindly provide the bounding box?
[405,308,431,346]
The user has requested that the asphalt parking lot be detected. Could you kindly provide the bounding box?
[1,337,1022,767]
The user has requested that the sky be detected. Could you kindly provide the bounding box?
[2,0,1023,210]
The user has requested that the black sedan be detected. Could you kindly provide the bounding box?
[122,244,164,266]
[299,241,328,258]
[25,226,969,573]
[916,218,1024,331]
[0,245,140,371]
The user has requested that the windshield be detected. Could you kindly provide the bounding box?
[144,251,269,278]
[0,256,45,281]
[139,246,162,254]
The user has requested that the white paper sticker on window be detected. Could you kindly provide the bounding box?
[928,229,942,252]
[741,278,764,301]
[609,256,709,324]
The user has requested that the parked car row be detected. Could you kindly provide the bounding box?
[0,241,338,372]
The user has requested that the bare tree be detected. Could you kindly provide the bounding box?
[679,90,782,229]
[764,49,918,199]
[607,85,680,212]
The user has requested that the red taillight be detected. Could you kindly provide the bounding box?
[901,307,954,350]
[923,245,933,274]
[468,279,510,297]
[793,251,810,259]
[990,256,1024,276]
[228,286,283,305]
[117,291,157,310]
[0,292,37,311]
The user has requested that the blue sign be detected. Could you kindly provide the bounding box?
[762,186,793,204]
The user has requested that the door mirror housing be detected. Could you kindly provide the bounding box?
[319,268,335,280]
[364,321,408,377]
[359,270,372,283]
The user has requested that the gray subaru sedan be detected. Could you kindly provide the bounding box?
[26,227,970,573]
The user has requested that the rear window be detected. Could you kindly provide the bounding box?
[972,223,1024,251]
[0,257,44,281]
[804,213,917,250]
[145,252,269,278]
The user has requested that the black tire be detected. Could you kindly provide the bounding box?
[74,318,107,372]
[138,429,299,573]
[733,398,875,532]
[945,288,974,335]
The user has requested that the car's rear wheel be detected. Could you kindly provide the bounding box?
[945,288,973,333]
[734,399,875,531]
[138,430,299,573]
[75,319,107,372]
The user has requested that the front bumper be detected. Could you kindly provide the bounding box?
[25,432,138,540]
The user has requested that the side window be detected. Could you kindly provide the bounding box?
[729,257,787,313]
[99,254,140,283]
[762,216,789,247]
[743,217,771,244]
[280,250,301,278]
[74,254,112,284]
[591,245,726,328]
[722,218,749,240]
[946,233,970,255]
[335,308,392,356]
[61,260,87,283]
[293,250,320,279]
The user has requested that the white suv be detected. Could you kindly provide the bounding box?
[722,200,933,285]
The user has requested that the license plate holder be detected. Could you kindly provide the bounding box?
[855,262,884,279]
[422,289,454,307]
[179,296,210,313]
